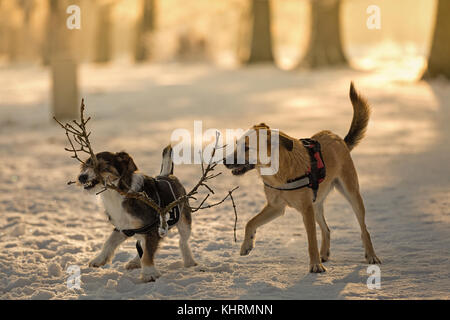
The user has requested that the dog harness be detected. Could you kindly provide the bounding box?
[114,176,181,238]
[263,138,326,202]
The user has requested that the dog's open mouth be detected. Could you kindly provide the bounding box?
[83,179,99,190]
[231,164,255,176]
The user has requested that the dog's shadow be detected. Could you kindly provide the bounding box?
[239,266,364,299]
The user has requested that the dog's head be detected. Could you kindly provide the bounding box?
[223,123,293,176]
[77,151,137,194]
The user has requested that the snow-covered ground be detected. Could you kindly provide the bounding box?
[0,62,449,299]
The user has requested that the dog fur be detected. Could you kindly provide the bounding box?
[78,147,197,282]
[224,82,381,273]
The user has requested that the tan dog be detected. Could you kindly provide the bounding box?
[224,82,381,273]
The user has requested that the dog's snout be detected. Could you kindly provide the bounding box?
[78,174,88,184]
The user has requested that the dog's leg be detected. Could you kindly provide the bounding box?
[336,176,381,264]
[176,215,197,267]
[298,204,326,273]
[125,254,141,270]
[314,200,331,262]
[140,232,162,282]
[125,242,142,270]
[89,230,128,267]
[240,203,285,256]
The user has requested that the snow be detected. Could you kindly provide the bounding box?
[0,62,449,299]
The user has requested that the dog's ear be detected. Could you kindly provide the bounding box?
[279,134,294,151]
[115,152,138,174]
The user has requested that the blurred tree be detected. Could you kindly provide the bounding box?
[42,1,52,66]
[298,0,347,68]
[175,29,208,61]
[17,0,35,62]
[242,0,274,64]
[17,0,33,25]
[4,0,21,63]
[134,0,155,62]
[0,1,4,57]
[94,0,114,63]
[48,0,79,119]
[423,0,450,79]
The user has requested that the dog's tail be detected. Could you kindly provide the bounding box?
[344,82,371,151]
[160,144,174,176]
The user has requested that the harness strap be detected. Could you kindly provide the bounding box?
[114,221,157,237]
[117,176,181,238]
[157,178,182,228]
[263,138,326,202]
[264,175,310,191]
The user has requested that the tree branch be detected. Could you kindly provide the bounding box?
[55,100,239,240]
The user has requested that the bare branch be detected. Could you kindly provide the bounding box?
[53,99,96,166]
[55,101,239,240]
[229,190,238,243]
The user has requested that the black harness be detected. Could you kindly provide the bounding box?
[264,138,326,202]
[114,176,181,237]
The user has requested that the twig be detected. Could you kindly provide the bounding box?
[192,186,239,212]
[229,190,238,243]
[55,100,240,240]
[53,99,98,168]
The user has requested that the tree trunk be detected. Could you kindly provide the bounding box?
[423,0,450,79]
[42,0,52,66]
[18,0,35,62]
[134,0,155,62]
[242,0,274,64]
[7,28,20,63]
[5,1,20,63]
[94,2,113,63]
[49,0,79,120]
[298,0,347,69]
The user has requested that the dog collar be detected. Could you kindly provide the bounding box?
[263,138,326,202]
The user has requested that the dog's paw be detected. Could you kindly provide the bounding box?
[240,239,255,256]
[183,259,198,268]
[309,263,327,273]
[366,254,382,264]
[320,249,330,262]
[140,266,161,282]
[125,257,141,270]
[89,254,109,268]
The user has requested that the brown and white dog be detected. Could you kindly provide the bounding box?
[78,146,197,282]
[224,82,381,273]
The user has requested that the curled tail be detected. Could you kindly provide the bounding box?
[160,145,174,176]
[344,82,371,151]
